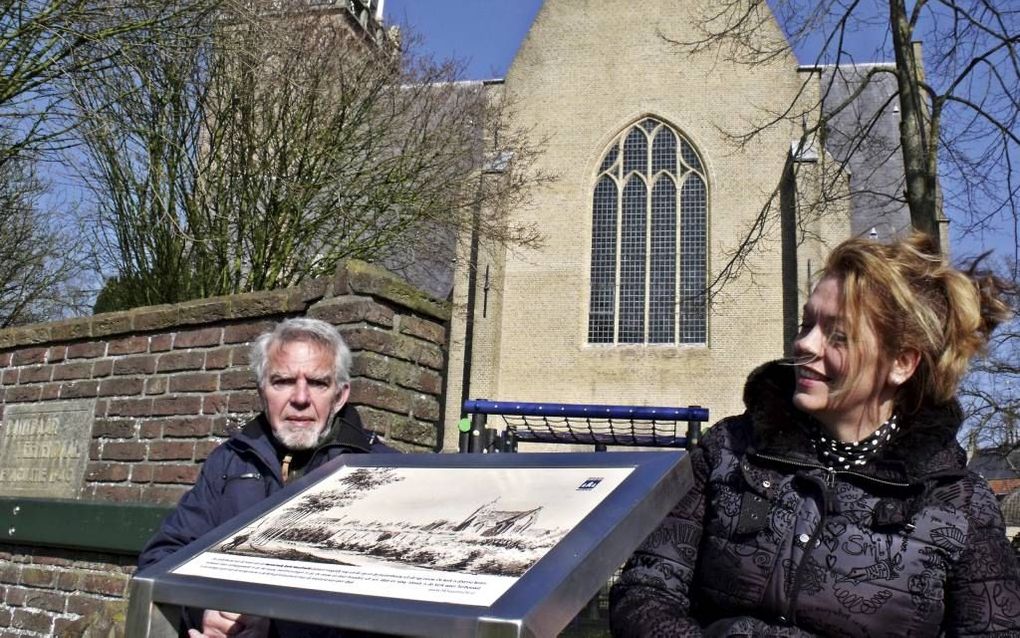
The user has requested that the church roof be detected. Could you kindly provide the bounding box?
[968,446,1020,481]
[819,65,913,241]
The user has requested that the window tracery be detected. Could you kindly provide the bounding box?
[587,117,707,345]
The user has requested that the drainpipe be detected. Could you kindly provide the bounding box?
[457,79,506,440]
[459,170,485,422]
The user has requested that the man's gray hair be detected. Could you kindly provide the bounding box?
[250,318,352,388]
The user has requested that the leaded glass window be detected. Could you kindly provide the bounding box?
[587,117,708,345]
[588,177,618,343]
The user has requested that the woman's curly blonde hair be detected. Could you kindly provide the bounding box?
[821,232,1012,411]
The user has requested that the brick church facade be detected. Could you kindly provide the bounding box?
[439,0,914,449]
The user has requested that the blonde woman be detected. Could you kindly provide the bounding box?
[611,234,1020,636]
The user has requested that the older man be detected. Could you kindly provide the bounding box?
[139,318,389,637]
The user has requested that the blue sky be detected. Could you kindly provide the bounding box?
[383,1,1008,260]
[384,1,543,80]
[381,1,889,79]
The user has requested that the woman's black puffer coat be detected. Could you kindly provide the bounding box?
[610,361,1020,637]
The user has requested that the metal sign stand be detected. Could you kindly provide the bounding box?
[127,451,691,637]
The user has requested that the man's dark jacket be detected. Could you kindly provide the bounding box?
[610,361,1020,637]
[139,403,387,570]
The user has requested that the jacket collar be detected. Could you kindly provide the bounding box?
[743,360,967,483]
[228,414,282,481]
[318,402,375,453]
[226,403,375,481]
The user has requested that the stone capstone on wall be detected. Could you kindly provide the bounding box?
[0,260,449,637]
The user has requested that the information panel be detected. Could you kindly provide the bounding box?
[128,451,691,638]
[174,466,633,607]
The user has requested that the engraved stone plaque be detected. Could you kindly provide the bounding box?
[0,400,95,498]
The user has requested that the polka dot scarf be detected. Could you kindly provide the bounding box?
[814,414,898,471]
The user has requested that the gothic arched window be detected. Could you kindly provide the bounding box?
[588,117,707,345]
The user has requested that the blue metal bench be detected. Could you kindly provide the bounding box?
[459,399,709,453]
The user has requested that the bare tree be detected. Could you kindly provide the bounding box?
[0,0,219,321]
[960,262,1020,450]
[670,0,1018,270]
[669,2,1019,446]
[0,150,87,326]
[962,353,1020,451]
[0,0,213,167]
[72,1,548,310]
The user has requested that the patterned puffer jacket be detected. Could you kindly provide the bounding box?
[610,361,1020,637]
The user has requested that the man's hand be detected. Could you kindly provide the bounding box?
[187,609,270,638]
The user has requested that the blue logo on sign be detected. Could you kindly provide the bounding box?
[578,478,603,490]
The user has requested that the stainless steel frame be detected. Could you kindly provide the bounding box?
[127,451,691,637]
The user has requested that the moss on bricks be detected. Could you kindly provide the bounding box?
[334,261,449,321]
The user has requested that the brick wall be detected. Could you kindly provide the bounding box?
[0,545,134,637]
[0,260,449,637]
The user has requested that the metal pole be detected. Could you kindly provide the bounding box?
[685,406,703,449]
[502,429,517,453]
[125,578,180,638]
[468,412,487,453]
[458,417,471,453]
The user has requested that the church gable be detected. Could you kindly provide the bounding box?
[441,0,851,449]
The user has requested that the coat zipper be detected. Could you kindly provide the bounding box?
[228,436,285,486]
[748,450,912,625]
[784,472,831,625]
[222,472,261,481]
[749,450,912,489]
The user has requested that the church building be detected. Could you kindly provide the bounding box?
[438,0,916,450]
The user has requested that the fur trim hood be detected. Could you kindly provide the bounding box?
[742,360,967,483]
